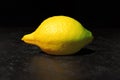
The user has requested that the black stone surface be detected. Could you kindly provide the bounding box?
[0,26,120,80]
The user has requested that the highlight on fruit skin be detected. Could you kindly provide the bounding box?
[21,15,94,55]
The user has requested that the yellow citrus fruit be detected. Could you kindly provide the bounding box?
[21,15,93,55]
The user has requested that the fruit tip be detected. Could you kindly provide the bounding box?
[21,35,25,41]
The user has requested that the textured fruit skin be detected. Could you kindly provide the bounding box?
[22,16,93,55]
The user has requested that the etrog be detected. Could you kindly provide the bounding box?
[21,15,93,55]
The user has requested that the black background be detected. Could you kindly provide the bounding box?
[0,0,120,29]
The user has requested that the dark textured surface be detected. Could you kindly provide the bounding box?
[0,27,120,80]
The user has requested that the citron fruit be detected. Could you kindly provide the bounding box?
[21,15,93,55]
